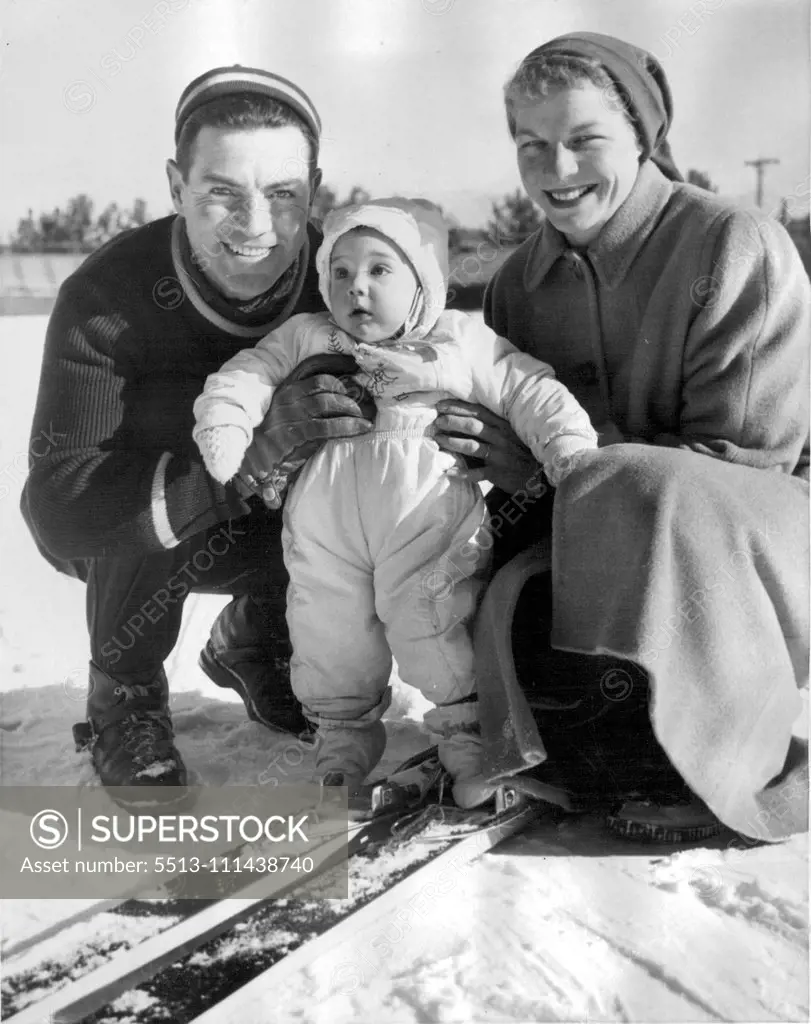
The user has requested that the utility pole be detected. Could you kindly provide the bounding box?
[745,158,780,208]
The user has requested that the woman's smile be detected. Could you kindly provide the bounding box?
[544,183,599,207]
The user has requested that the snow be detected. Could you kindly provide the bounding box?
[1,315,808,1023]
[6,910,180,1012]
[200,816,808,1023]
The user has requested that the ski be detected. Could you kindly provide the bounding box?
[2,811,398,1024]
[2,761,547,1024]
[188,789,543,1023]
[2,748,444,962]
[0,748,445,1021]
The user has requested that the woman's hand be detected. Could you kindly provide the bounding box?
[434,399,542,494]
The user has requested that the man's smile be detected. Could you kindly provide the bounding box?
[221,240,274,260]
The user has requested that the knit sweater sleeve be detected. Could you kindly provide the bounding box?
[21,274,247,560]
[655,212,811,473]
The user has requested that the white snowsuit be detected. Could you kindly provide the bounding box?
[194,200,597,802]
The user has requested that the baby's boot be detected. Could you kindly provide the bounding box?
[314,718,388,794]
[425,700,500,810]
[310,690,392,795]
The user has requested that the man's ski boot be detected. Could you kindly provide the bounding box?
[199,594,313,739]
[72,662,187,806]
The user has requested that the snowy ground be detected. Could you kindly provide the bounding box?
[1,316,808,1023]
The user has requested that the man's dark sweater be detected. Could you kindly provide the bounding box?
[21,215,325,561]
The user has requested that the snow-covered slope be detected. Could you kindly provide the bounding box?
[206,819,808,1023]
[1,316,807,1023]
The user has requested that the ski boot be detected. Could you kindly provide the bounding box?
[199,594,313,739]
[73,662,187,805]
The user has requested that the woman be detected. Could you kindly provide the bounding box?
[434,32,810,841]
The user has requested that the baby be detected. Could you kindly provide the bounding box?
[194,198,597,808]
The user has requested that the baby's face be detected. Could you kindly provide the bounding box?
[329,229,419,343]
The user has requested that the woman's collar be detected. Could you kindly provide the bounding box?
[522,161,675,293]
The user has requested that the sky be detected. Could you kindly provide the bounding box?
[0,0,809,239]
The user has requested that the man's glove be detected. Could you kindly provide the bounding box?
[239,353,376,508]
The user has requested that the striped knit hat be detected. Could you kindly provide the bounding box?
[175,65,322,149]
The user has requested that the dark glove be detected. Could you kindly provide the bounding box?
[238,353,376,508]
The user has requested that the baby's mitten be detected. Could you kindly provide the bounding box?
[196,424,251,485]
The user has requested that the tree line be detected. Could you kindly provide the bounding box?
[12,169,807,263]
[9,196,150,253]
[6,184,546,255]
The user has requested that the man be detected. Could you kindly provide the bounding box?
[21,66,373,793]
